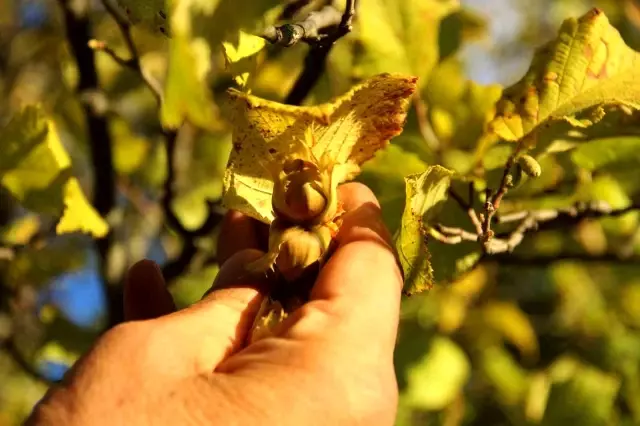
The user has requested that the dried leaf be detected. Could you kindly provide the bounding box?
[222,73,418,223]
[487,8,640,148]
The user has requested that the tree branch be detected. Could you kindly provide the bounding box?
[284,0,357,105]
[483,252,640,266]
[448,185,483,235]
[98,0,223,281]
[57,0,115,219]
[434,200,640,254]
[262,5,343,46]
[161,240,198,283]
[56,0,121,327]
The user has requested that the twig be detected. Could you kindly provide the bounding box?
[87,39,130,68]
[2,337,56,385]
[413,95,441,153]
[480,154,517,245]
[159,129,223,282]
[285,0,356,105]
[431,224,478,244]
[434,200,640,254]
[161,240,197,283]
[262,5,343,46]
[448,187,483,235]
[161,129,223,240]
[97,0,163,104]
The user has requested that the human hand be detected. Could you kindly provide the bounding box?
[27,183,404,426]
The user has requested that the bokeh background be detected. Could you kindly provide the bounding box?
[1,0,640,424]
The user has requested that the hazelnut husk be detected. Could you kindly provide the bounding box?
[272,158,333,224]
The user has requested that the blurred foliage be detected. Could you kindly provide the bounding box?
[1,0,640,425]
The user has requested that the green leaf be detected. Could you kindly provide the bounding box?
[487,8,640,150]
[160,0,280,130]
[571,136,640,171]
[482,301,539,360]
[115,0,170,35]
[160,34,222,130]
[423,57,502,164]
[354,0,458,86]
[542,357,621,426]
[402,336,470,410]
[110,118,151,175]
[358,144,429,234]
[438,7,488,60]
[169,264,220,309]
[171,132,230,230]
[0,106,48,176]
[0,106,108,238]
[480,345,529,406]
[6,240,86,288]
[396,165,453,295]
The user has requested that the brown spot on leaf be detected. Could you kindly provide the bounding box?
[585,43,594,59]
[268,147,277,154]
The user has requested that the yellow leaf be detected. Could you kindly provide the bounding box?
[222,30,266,89]
[56,179,109,238]
[354,0,458,85]
[223,73,418,223]
[403,336,470,410]
[488,8,640,148]
[482,301,539,360]
[0,214,41,245]
[0,106,109,238]
[161,0,280,129]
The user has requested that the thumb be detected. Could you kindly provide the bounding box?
[155,249,270,372]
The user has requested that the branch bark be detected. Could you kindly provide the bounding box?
[57,0,115,219]
[434,200,640,254]
[57,0,121,327]
[284,0,357,105]
[97,1,224,284]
